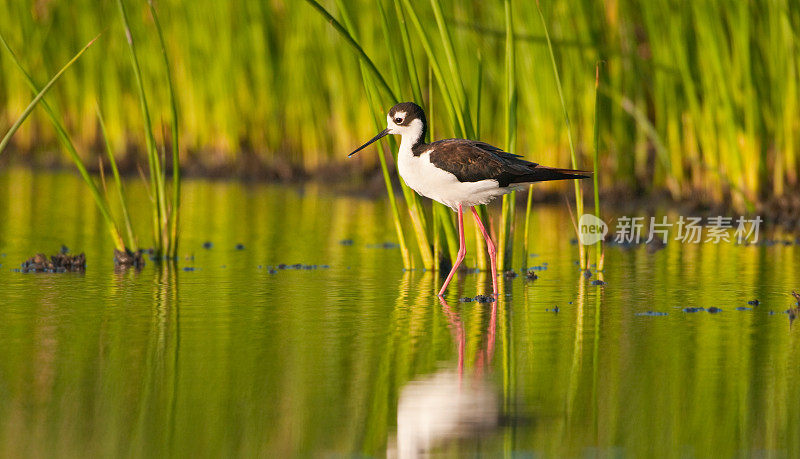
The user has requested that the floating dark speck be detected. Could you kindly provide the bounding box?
[459,297,473,303]
[474,295,495,303]
[203,241,213,249]
[339,239,354,246]
[268,268,278,274]
[682,307,704,313]
[278,264,287,269]
[235,243,245,250]
[258,265,263,269]
[636,311,668,316]
[707,307,722,313]
[526,271,538,280]
[183,267,195,272]
[591,279,607,286]
[504,270,517,278]
[60,245,69,254]
[736,306,752,311]
[747,299,760,306]
[321,265,330,269]
[584,269,592,279]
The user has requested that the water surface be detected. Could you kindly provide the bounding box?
[1,168,799,457]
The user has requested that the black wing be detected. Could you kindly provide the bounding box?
[422,139,590,187]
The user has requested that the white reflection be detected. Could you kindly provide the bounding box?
[389,298,499,458]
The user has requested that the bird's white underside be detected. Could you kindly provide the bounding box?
[391,117,518,209]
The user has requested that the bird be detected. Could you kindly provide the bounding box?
[349,102,590,297]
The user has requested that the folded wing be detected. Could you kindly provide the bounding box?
[425,139,590,187]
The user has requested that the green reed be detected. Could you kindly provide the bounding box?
[0,32,128,252]
[0,34,98,155]
[536,0,587,268]
[97,105,137,250]
[497,0,517,272]
[592,63,603,271]
[116,0,180,259]
[1,0,798,227]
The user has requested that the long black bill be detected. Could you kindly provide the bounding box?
[348,128,390,157]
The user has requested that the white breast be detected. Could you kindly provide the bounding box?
[397,145,509,210]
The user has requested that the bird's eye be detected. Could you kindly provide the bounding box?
[394,117,403,124]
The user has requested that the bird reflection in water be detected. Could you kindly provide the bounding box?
[390,297,500,458]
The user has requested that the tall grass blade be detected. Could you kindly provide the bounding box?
[303,0,395,101]
[97,105,137,251]
[535,0,586,268]
[147,0,182,259]
[0,33,99,155]
[116,0,166,256]
[330,0,413,269]
[0,32,125,252]
[592,63,603,271]
[400,0,466,138]
[498,0,517,272]
[375,0,434,269]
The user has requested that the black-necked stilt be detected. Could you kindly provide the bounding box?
[350,102,590,297]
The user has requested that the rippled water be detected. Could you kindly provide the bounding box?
[1,167,799,457]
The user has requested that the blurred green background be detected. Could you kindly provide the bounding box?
[1,0,798,202]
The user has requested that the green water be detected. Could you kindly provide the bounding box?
[1,168,799,458]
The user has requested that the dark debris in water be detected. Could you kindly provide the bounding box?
[591,279,607,286]
[525,271,538,280]
[545,306,559,313]
[747,299,760,306]
[60,244,69,254]
[183,267,196,272]
[114,249,145,269]
[504,270,517,278]
[583,269,592,279]
[21,252,85,273]
[707,307,723,313]
[459,295,496,303]
[203,241,213,249]
[367,242,399,249]
[682,307,705,313]
[736,306,752,311]
[636,311,668,316]
[235,243,245,250]
[272,263,326,270]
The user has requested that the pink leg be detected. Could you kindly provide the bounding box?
[471,207,498,296]
[438,204,466,297]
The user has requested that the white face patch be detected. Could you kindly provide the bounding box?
[386,111,408,133]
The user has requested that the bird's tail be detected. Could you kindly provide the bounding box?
[518,165,592,183]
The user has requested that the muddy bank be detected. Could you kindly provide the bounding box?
[3,154,799,231]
